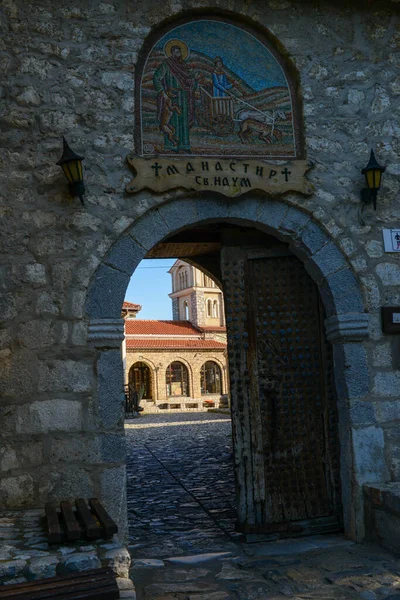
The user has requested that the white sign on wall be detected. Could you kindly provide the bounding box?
[382,229,400,253]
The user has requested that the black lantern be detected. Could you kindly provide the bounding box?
[56,137,85,205]
[361,149,385,211]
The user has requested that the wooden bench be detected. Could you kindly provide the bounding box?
[45,498,118,544]
[0,568,120,599]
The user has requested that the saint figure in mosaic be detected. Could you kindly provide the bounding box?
[153,39,200,152]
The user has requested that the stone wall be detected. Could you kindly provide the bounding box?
[0,0,400,541]
[125,349,228,405]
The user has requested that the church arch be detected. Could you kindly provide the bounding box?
[200,360,222,395]
[135,12,305,160]
[166,361,190,397]
[86,195,370,541]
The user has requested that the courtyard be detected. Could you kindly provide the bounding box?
[125,413,400,600]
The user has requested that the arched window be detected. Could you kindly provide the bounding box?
[212,300,218,318]
[183,300,189,320]
[166,361,189,397]
[201,361,222,395]
[129,362,152,399]
[206,298,212,317]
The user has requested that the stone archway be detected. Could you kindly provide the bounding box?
[86,195,371,541]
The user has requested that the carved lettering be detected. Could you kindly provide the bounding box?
[256,166,264,177]
[240,178,252,187]
[222,177,229,186]
[230,162,236,171]
[195,175,202,184]
[166,165,179,175]
[269,169,277,179]
[214,177,221,186]
[215,162,223,171]
[281,167,292,182]
[202,161,209,171]
[243,163,250,173]
[186,162,195,173]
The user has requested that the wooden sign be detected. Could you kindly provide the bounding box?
[126,157,313,198]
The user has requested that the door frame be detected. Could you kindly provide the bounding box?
[85,196,371,542]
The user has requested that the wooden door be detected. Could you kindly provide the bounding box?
[221,246,342,535]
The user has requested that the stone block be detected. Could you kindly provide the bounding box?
[279,206,310,238]
[373,343,392,368]
[0,560,27,581]
[353,426,389,485]
[305,242,347,283]
[104,235,144,276]
[40,468,94,503]
[0,475,33,509]
[16,399,83,434]
[100,433,126,463]
[157,198,198,232]
[28,556,58,579]
[18,320,54,349]
[325,314,369,342]
[332,343,369,400]
[228,197,263,223]
[58,552,101,574]
[195,198,231,224]
[376,262,400,286]
[129,209,171,251]
[86,264,130,319]
[376,401,400,423]
[99,466,128,543]
[373,372,400,397]
[322,268,364,315]
[105,546,131,578]
[38,361,92,393]
[299,220,330,255]
[98,350,125,429]
[349,400,376,426]
[49,435,101,464]
[258,200,289,232]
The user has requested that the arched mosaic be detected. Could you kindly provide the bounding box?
[138,16,302,159]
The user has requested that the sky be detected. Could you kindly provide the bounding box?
[124,259,177,319]
[154,20,287,90]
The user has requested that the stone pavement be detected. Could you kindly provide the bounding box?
[125,413,400,600]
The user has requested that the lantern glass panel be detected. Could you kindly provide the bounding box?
[63,160,83,183]
[365,169,382,190]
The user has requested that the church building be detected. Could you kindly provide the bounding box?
[122,261,228,412]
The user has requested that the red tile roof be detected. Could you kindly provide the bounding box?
[126,339,226,349]
[122,301,142,310]
[125,320,202,336]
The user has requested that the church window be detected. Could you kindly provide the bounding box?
[183,300,189,320]
[166,361,189,397]
[201,361,222,395]
[212,300,218,318]
[129,362,152,400]
[206,298,212,317]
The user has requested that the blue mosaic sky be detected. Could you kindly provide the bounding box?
[154,20,287,91]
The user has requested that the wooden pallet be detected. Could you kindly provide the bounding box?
[45,498,118,544]
[0,568,120,599]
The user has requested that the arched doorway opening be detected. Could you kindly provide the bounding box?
[166,361,190,397]
[201,361,222,395]
[128,361,153,400]
[86,197,370,541]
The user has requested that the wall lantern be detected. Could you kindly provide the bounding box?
[56,137,85,205]
[361,149,385,211]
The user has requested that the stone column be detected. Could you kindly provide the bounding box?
[325,313,381,542]
[88,318,128,543]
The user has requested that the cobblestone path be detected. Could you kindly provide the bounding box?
[126,413,400,600]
